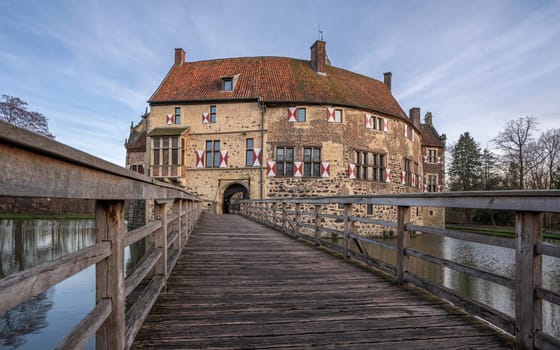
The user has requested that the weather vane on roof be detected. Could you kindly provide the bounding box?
[319,26,324,41]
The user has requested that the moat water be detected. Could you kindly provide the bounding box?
[0,218,559,349]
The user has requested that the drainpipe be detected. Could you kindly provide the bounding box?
[258,97,265,199]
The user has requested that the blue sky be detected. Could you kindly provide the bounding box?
[1,0,559,165]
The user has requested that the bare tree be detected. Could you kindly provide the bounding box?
[538,128,560,189]
[493,116,537,189]
[0,95,54,138]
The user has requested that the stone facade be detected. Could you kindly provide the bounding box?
[125,40,447,234]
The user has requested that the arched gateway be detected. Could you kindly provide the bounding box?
[222,183,248,214]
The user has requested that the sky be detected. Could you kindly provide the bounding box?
[1,0,559,166]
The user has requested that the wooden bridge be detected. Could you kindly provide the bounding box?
[1,120,560,350]
[132,213,513,349]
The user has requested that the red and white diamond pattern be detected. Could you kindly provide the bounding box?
[321,162,330,177]
[195,151,204,168]
[383,119,388,132]
[348,164,356,179]
[385,168,391,183]
[253,149,262,167]
[219,150,229,168]
[166,114,173,125]
[365,114,373,129]
[327,107,336,122]
[267,161,277,176]
[288,107,297,122]
[202,113,210,123]
[293,161,303,177]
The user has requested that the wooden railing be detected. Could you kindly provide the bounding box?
[0,121,203,349]
[239,191,560,350]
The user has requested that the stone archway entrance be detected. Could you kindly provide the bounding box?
[222,183,249,214]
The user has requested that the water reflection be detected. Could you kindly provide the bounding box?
[0,219,95,349]
[341,233,560,339]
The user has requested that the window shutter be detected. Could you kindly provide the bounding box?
[412,130,415,142]
[288,107,297,122]
[383,119,388,132]
[202,112,210,123]
[196,151,204,168]
[293,161,303,177]
[412,174,416,187]
[321,162,330,177]
[267,161,277,176]
[219,150,229,168]
[166,114,173,125]
[437,156,441,164]
[348,164,357,179]
[424,184,428,192]
[385,168,391,183]
[423,155,428,162]
[253,148,262,167]
[437,185,443,192]
[401,171,406,185]
[327,107,336,122]
[404,124,408,138]
[365,114,373,129]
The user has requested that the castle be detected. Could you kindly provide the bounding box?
[125,40,446,228]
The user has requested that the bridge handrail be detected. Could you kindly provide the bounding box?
[0,122,203,349]
[239,192,560,350]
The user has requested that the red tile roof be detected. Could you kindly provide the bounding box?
[149,57,408,119]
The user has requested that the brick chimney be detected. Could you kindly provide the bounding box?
[174,48,185,66]
[310,40,327,75]
[410,107,421,128]
[384,72,392,92]
[424,112,433,126]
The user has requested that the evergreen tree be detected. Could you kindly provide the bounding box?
[449,132,482,191]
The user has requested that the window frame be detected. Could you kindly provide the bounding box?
[246,138,254,166]
[174,107,181,124]
[427,148,438,163]
[334,109,343,123]
[276,146,294,176]
[297,108,306,122]
[355,150,386,182]
[205,140,221,168]
[222,78,233,91]
[303,147,321,177]
[427,174,438,192]
[210,105,217,123]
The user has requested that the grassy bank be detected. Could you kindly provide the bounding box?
[446,224,560,240]
[0,213,95,220]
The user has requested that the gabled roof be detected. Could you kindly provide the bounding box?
[420,123,446,148]
[149,56,408,120]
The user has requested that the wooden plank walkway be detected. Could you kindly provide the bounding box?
[132,213,514,349]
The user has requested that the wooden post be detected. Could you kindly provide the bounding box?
[396,206,410,284]
[174,199,182,250]
[343,203,353,259]
[314,204,321,245]
[295,203,302,237]
[155,200,169,281]
[95,200,125,350]
[515,211,543,350]
[282,202,287,232]
[271,202,276,226]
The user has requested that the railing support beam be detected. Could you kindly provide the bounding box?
[95,200,126,350]
[515,211,543,350]
[396,206,410,284]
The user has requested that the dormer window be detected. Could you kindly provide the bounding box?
[222,77,233,91]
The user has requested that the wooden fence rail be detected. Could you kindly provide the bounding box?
[0,121,203,349]
[239,191,560,350]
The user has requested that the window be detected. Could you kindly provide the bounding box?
[223,78,233,91]
[206,140,220,168]
[334,109,342,123]
[355,151,385,182]
[373,117,383,130]
[174,107,181,124]
[427,174,438,192]
[151,136,183,177]
[276,147,294,176]
[372,153,386,181]
[414,161,419,187]
[404,158,411,185]
[367,204,374,215]
[297,108,306,122]
[427,148,438,163]
[210,105,217,123]
[304,147,321,177]
[246,138,254,166]
[153,138,160,165]
[130,164,144,174]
